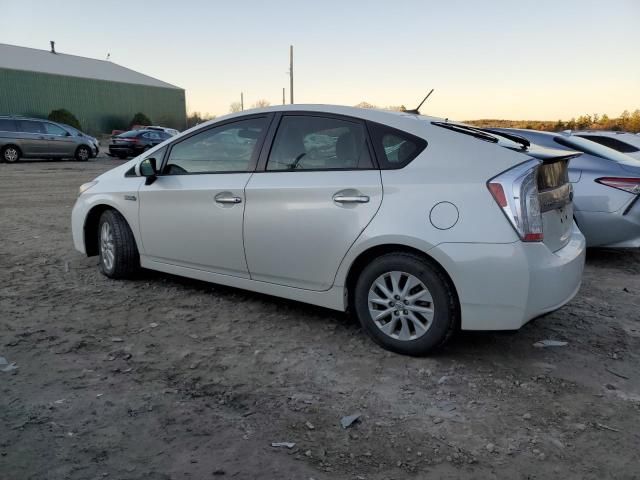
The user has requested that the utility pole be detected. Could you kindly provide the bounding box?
[240,92,244,111]
[289,45,294,104]
[282,88,286,105]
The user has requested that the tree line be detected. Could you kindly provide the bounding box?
[466,110,640,133]
[187,103,640,133]
[354,102,640,133]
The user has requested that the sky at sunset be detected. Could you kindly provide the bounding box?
[3,0,639,120]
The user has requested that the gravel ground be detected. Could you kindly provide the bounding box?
[1,158,639,480]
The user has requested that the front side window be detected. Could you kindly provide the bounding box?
[44,123,68,136]
[267,115,372,171]
[17,120,45,134]
[164,117,267,174]
[368,122,427,169]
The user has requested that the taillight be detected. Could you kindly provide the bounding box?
[595,177,640,195]
[488,159,544,242]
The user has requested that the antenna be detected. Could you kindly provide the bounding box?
[405,89,434,114]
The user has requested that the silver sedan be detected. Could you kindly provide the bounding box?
[489,129,640,248]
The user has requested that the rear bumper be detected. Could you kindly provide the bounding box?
[108,145,140,157]
[429,224,586,330]
[575,197,640,248]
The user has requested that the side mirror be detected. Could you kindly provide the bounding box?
[138,157,158,185]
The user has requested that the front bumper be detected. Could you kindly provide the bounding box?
[575,197,640,248]
[71,197,89,254]
[429,224,586,330]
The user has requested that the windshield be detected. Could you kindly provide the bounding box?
[555,136,640,166]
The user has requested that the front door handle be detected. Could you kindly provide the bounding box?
[333,193,370,204]
[215,193,242,204]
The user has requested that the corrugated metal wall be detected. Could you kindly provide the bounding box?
[0,68,186,134]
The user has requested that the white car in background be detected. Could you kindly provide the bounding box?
[71,105,585,355]
[571,131,640,160]
[146,126,180,137]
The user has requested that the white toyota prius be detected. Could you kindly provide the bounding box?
[72,105,586,355]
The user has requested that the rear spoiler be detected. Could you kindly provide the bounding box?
[431,122,582,164]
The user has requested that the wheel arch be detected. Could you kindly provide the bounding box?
[343,243,460,318]
[83,204,138,257]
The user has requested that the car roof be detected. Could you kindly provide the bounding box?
[0,115,50,122]
[189,104,444,139]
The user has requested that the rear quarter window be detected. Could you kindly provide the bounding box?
[367,122,427,169]
[0,119,16,132]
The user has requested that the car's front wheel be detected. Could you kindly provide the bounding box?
[76,145,91,161]
[98,209,140,279]
[354,252,457,356]
[2,145,21,163]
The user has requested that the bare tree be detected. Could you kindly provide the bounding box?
[186,111,215,128]
[251,99,271,108]
[229,102,243,113]
[354,101,377,109]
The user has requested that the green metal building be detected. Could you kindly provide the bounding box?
[0,43,186,135]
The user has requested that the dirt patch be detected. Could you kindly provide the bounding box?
[1,159,639,479]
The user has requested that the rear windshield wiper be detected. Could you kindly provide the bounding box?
[431,121,499,144]
[482,128,530,149]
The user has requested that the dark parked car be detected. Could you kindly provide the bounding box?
[108,129,172,159]
[0,115,98,163]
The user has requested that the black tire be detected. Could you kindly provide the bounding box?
[98,209,140,279]
[2,145,21,163]
[118,154,128,160]
[76,145,91,162]
[353,252,458,356]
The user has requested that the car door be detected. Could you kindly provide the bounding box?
[43,122,76,156]
[243,113,383,291]
[137,115,272,277]
[15,120,49,156]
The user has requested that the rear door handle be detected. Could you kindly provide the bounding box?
[333,193,370,204]
[215,193,242,204]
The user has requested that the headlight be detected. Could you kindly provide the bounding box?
[78,181,98,196]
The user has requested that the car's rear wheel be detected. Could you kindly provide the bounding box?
[76,145,91,162]
[353,252,457,356]
[2,145,20,163]
[117,153,128,160]
[98,209,139,279]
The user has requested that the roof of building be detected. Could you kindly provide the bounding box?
[0,43,181,90]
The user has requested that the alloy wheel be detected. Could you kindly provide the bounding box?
[100,222,115,271]
[4,147,18,162]
[78,147,89,161]
[367,271,435,341]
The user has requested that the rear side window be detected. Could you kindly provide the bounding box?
[267,115,373,171]
[0,119,16,132]
[578,135,640,153]
[17,120,45,134]
[367,122,427,169]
